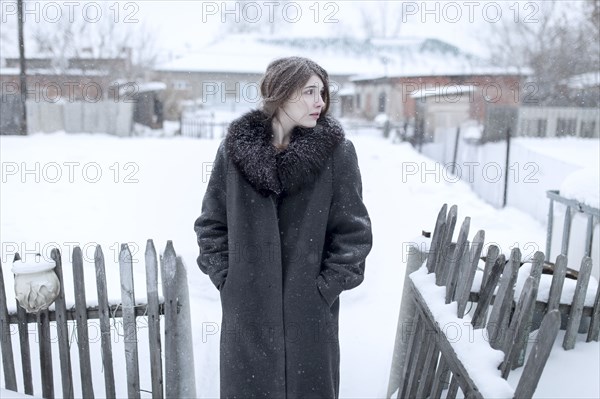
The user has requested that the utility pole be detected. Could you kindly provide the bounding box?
[17,0,27,135]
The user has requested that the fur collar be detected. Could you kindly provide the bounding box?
[225,109,345,196]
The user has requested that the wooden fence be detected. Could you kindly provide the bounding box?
[387,204,600,398]
[546,189,600,261]
[0,240,195,398]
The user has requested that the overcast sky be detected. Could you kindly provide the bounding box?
[0,1,583,62]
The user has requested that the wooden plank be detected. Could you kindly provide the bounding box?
[50,248,74,399]
[120,244,141,399]
[72,246,95,398]
[563,257,593,350]
[37,309,54,399]
[7,303,165,324]
[446,217,471,304]
[0,258,17,392]
[472,255,505,329]
[513,310,561,398]
[415,340,438,398]
[514,251,545,368]
[162,241,179,399]
[457,231,485,318]
[584,214,594,257]
[587,281,600,342]
[545,197,554,258]
[446,374,460,399]
[174,256,196,398]
[404,317,425,399]
[487,248,520,350]
[145,240,164,399]
[16,300,32,395]
[426,204,447,273]
[410,280,484,399]
[481,245,500,292]
[547,254,568,312]
[387,244,426,398]
[429,356,449,399]
[436,205,458,286]
[500,276,537,378]
[561,206,572,256]
[397,313,422,398]
[392,311,419,399]
[94,245,116,398]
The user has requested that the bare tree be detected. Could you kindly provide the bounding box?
[484,0,599,105]
[358,1,405,39]
[217,0,292,36]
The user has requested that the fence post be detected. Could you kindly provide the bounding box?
[175,256,197,398]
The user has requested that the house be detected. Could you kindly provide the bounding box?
[151,34,388,120]
[347,38,530,141]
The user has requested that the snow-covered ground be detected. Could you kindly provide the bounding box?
[0,127,598,398]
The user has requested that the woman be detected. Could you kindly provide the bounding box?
[194,56,373,399]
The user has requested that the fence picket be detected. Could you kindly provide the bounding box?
[514,310,561,398]
[436,205,457,286]
[37,309,54,398]
[587,282,600,342]
[446,374,460,399]
[426,204,447,273]
[386,245,425,398]
[500,276,537,378]
[73,247,94,398]
[0,259,17,392]
[472,255,505,329]
[457,230,485,318]
[119,244,141,399]
[145,240,164,399]
[162,241,178,399]
[50,248,73,399]
[547,254,568,312]
[395,312,420,398]
[480,245,499,293]
[94,246,116,398]
[429,356,448,399]
[446,217,471,304]
[16,302,32,395]
[561,207,573,256]
[488,248,521,350]
[404,318,425,399]
[415,340,438,399]
[563,257,593,350]
[514,251,545,367]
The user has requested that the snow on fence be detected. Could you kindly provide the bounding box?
[387,204,600,399]
[546,190,600,279]
[0,240,195,399]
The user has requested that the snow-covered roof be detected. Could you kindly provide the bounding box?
[0,67,109,76]
[154,34,385,76]
[155,34,529,79]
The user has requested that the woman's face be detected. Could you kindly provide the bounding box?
[279,74,326,128]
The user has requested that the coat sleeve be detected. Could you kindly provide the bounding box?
[194,141,229,291]
[317,139,373,307]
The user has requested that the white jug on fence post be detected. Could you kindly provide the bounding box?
[12,253,60,313]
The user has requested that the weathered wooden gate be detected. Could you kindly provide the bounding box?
[0,240,195,398]
[387,204,600,398]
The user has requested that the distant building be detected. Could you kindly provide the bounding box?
[152,35,389,120]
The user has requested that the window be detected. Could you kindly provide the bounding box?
[556,118,576,137]
[521,118,547,137]
[172,80,191,91]
[355,93,361,109]
[378,92,386,113]
[580,120,597,138]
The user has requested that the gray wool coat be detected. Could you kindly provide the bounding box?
[194,110,373,399]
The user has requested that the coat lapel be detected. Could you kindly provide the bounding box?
[226,110,345,196]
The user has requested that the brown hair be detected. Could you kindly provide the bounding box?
[259,56,330,119]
